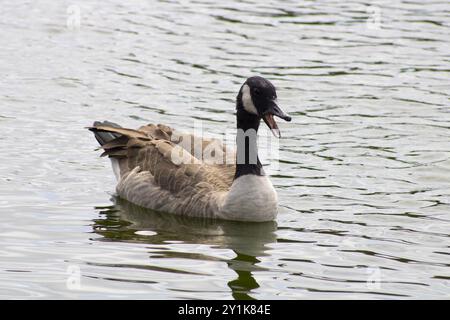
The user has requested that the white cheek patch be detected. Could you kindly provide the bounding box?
[241,84,258,115]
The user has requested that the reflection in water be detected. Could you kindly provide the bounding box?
[93,197,277,300]
[227,253,261,300]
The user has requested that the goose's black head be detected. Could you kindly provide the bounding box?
[236,76,291,137]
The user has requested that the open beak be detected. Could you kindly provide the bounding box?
[262,101,292,138]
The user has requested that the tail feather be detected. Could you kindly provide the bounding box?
[91,121,122,146]
[89,121,127,181]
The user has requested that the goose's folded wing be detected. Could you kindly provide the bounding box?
[88,124,234,192]
[126,138,233,193]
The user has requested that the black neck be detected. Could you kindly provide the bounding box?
[234,109,264,179]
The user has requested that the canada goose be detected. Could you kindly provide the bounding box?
[89,76,291,222]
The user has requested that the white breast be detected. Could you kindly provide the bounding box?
[218,175,278,222]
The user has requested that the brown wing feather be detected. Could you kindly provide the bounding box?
[88,125,150,140]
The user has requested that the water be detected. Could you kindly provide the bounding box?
[1,0,449,299]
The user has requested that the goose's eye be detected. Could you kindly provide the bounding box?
[253,88,261,95]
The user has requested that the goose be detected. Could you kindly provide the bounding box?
[88,76,291,222]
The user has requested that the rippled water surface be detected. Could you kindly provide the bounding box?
[1,0,449,299]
